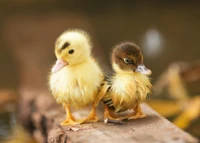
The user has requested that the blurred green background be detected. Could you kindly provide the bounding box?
[0,0,200,142]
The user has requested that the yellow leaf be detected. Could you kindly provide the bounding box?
[146,100,182,117]
[173,96,200,129]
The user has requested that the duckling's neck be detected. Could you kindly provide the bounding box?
[112,63,133,75]
[115,71,133,76]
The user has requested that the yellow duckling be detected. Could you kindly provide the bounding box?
[97,42,152,120]
[49,29,103,125]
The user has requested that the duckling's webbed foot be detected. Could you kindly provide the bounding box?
[81,104,98,123]
[104,105,124,120]
[61,118,80,125]
[128,112,146,120]
[128,104,146,120]
[61,104,81,126]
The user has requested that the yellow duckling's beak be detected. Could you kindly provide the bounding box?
[135,64,152,76]
[51,58,68,73]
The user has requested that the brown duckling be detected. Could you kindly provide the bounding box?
[97,42,152,120]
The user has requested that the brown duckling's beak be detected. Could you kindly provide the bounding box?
[52,59,68,73]
[135,64,152,76]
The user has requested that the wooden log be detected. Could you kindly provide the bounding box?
[17,89,198,143]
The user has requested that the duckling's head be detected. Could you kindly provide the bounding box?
[52,29,91,73]
[112,42,151,75]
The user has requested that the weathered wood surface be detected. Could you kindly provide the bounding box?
[18,89,199,143]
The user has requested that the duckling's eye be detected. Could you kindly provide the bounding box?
[123,58,133,64]
[68,49,74,54]
[61,42,70,50]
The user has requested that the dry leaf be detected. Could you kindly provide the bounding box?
[67,127,80,132]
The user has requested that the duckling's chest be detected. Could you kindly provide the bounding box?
[111,74,136,97]
[49,64,102,108]
[109,74,146,112]
[50,67,81,91]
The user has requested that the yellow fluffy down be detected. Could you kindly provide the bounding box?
[49,58,103,109]
[111,72,152,112]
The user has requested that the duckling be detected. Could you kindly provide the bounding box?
[97,42,152,120]
[49,29,103,125]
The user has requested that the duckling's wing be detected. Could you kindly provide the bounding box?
[93,75,112,107]
[101,75,116,110]
[104,75,112,85]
